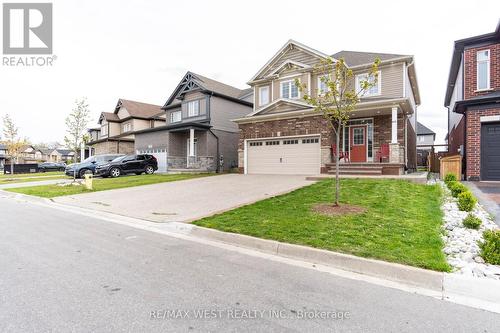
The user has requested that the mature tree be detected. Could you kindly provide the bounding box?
[295,57,380,206]
[2,114,26,174]
[64,98,90,164]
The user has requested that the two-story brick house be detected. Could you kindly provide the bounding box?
[445,20,500,181]
[87,99,165,155]
[235,40,420,175]
[134,72,253,172]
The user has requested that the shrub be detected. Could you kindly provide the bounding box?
[448,182,468,198]
[462,214,482,229]
[458,191,477,212]
[479,230,500,265]
[444,173,457,183]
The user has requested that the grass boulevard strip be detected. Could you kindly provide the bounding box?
[194,179,449,272]
[4,173,213,198]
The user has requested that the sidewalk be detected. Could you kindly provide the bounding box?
[0,178,72,190]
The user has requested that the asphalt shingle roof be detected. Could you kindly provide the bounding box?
[332,50,409,67]
[417,122,435,135]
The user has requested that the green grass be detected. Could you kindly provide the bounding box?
[0,175,68,184]
[0,171,64,178]
[194,179,449,272]
[5,173,213,198]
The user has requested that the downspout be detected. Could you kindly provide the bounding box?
[208,128,220,173]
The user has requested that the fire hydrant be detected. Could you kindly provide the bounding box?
[84,173,93,190]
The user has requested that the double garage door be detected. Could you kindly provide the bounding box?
[481,122,500,180]
[247,136,321,175]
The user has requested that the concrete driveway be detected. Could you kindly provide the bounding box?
[53,174,313,223]
[466,181,500,226]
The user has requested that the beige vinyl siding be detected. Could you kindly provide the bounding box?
[117,106,130,118]
[108,122,121,137]
[355,63,404,100]
[260,48,321,79]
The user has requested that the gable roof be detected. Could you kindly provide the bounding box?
[445,19,500,106]
[116,99,163,119]
[247,98,314,117]
[332,50,410,67]
[417,122,435,136]
[100,112,120,122]
[56,148,74,156]
[249,40,331,83]
[163,72,252,108]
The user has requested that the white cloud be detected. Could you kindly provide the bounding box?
[0,0,499,145]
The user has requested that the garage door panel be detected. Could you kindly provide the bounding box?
[247,137,320,175]
[481,122,500,181]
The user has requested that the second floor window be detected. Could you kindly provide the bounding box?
[280,80,299,99]
[477,50,490,91]
[187,100,200,117]
[318,75,329,95]
[101,125,107,136]
[259,86,269,106]
[122,123,132,132]
[170,110,182,123]
[355,72,381,97]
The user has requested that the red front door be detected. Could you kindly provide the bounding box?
[350,125,367,162]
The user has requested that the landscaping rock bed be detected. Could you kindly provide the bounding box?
[435,180,500,280]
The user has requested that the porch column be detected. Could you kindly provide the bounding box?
[189,128,195,157]
[391,107,398,144]
[389,106,400,164]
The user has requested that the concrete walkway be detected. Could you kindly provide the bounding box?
[465,181,500,226]
[53,174,313,223]
[0,178,72,190]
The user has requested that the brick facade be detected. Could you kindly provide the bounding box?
[463,43,500,100]
[238,113,413,173]
[465,107,500,180]
[91,140,135,155]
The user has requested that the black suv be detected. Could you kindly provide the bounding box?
[95,154,158,178]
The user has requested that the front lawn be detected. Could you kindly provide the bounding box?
[0,171,63,178]
[194,179,449,271]
[5,173,212,198]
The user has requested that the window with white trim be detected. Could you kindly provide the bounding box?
[355,71,381,96]
[280,80,299,99]
[170,110,181,123]
[477,50,490,91]
[187,100,200,117]
[259,86,270,106]
[122,122,132,133]
[317,75,329,94]
[100,125,107,136]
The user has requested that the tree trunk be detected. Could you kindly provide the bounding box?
[335,127,340,206]
[10,160,13,175]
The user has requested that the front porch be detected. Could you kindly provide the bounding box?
[166,124,217,172]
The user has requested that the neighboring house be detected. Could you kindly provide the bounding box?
[0,144,7,169]
[47,148,75,163]
[444,20,500,181]
[134,72,253,172]
[416,122,436,149]
[416,122,436,167]
[87,99,165,155]
[18,145,44,163]
[234,40,420,175]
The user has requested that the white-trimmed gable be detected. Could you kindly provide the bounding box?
[249,40,331,83]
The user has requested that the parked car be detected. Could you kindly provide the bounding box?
[38,162,66,172]
[95,154,158,178]
[65,154,124,178]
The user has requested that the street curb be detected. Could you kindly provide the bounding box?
[190,225,444,291]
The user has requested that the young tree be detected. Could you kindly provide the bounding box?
[2,114,26,174]
[64,98,91,179]
[295,57,380,206]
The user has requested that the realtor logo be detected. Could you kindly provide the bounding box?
[3,3,52,54]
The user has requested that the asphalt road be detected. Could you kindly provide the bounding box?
[1,195,499,332]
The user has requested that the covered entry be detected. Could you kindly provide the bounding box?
[246,136,321,175]
[481,122,500,180]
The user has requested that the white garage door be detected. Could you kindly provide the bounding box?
[247,136,321,175]
[138,149,167,173]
